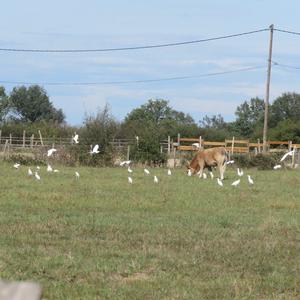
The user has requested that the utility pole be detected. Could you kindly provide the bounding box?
[263,24,274,153]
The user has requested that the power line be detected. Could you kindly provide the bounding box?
[272,61,300,70]
[0,66,264,86]
[274,28,300,36]
[0,28,269,53]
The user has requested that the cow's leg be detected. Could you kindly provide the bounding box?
[197,160,204,178]
[218,161,226,180]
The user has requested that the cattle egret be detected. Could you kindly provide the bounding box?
[120,160,131,167]
[36,166,40,170]
[209,172,214,179]
[53,169,59,173]
[273,164,282,170]
[135,136,139,142]
[128,167,133,173]
[90,144,100,154]
[187,169,192,176]
[202,173,207,179]
[73,133,79,144]
[247,175,254,185]
[192,143,200,149]
[154,175,159,183]
[75,171,80,179]
[231,179,240,187]
[144,168,150,175]
[47,148,57,157]
[167,169,172,176]
[280,150,294,162]
[237,168,244,177]
[226,160,235,165]
[217,178,223,187]
[13,163,20,169]
[128,176,133,184]
[47,164,53,172]
[28,168,33,176]
[35,172,41,180]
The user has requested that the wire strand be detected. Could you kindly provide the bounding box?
[274,28,300,36]
[272,61,300,70]
[0,66,265,86]
[0,28,269,53]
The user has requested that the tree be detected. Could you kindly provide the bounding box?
[234,97,264,138]
[199,114,226,129]
[270,93,300,127]
[0,86,9,122]
[9,85,65,123]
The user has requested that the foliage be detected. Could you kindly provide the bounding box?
[9,85,65,123]
[0,87,9,122]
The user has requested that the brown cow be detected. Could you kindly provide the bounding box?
[188,147,228,180]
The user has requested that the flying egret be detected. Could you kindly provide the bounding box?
[231,179,240,187]
[187,169,192,176]
[167,169,172,176]
[73,133,79,144]
[47,148,57,157]
[47,164,53,172]
[209,172,214,179]
[128,166,133,173]
[144,168,150,175]
[237,168,244,177]
[217,178,223,187]
[280,150,294,162]
[35,172,41,180]
[154,175,159,183]
[13,163,20,169]
[28,168,33,176]
[120,160,131,167]
[75,171,80,179]
[247,175,254,185]
[90,144,99,154]
[226,160,235,165]
[128,176,133,184]
[273,164,282,170]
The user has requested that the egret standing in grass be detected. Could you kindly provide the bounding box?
[187,169,192,176]
[75,171,80,179]
[231,179,240,187]
[247,175,254,185]
[144,168,150,175]
[13,163,20,169]
[237,168,244,177]
[47,164,53,172]
[28,168,33,176]
[209,171,214,179]
[128,176,133,184]
[167,169,172,176]
[273,164,282,170]
[35,172,41,181]
[47,148,57,157]
[154,175,159,183]
[128,166,133,173]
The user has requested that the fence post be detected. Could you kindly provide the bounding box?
[173,146,176,168]
[23,130,26,148]
[199,136,202,149]
[257,139,261,153]
[292,146,296,168]
[0,129,1,145]
[126,145,130,161]
[30,134,34,148]
[9,133,12,146]
[254,147,258,155]
[167,136,171,155]
[231,136,235,155]
[3,139,8,156]
[288,141,292,151]
[38,130,44,146]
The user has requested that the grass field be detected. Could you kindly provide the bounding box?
[0,162,299,299]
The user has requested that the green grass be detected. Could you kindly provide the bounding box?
[0,162,299,299]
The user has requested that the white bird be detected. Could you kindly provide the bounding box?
[209,171,214,179]
[35,172,41,180]
[202,173,207,179]
[127,166,133,173]
[75,171,80,179]
[144,168,150,175]
[90,144,99,154]
[47,148,57,157]
[273,164,282,170]
[192,143,200,149]
[247,175,254,185]
[128,176,133,184]
[135,136,139,142]
[154,175,159,183]
[73,133,79,144]
[47,164,53,172]
[280,150,294,162]
[226,160,235,165]
[187,169,192,176]
[53,169,59,173]
[13,163,20,169]
[237,168,244,177]
[231,179,241,187]
[120,160,131,167]
[36,166,40,170]
[217,178,223,187]
[167,169,172,176]
[28,168,33,176]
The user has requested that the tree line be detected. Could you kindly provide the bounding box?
[1,84,300,163]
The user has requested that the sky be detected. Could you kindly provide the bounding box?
[1,0,300,125]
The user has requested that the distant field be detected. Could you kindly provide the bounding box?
[0,162,299,299]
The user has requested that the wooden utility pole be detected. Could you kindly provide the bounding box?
[263,24,274,152]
